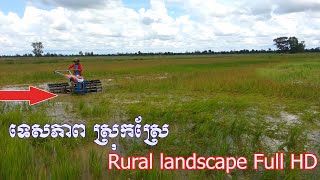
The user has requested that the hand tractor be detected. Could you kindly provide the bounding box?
[48,70,102,94]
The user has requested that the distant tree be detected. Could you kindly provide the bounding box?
[273,37,289,52]
[288,37,305,53]
[297,41,305,52]
[288,36,299,53]
[31,42,44,57]
[274,36,305,53]
[79,51,83,56]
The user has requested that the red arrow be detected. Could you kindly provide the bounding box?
[0,86,58,105]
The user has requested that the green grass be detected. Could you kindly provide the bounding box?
[258,61,320,84]
[0,53,319,179]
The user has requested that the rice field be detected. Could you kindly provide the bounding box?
[0,53,319,179]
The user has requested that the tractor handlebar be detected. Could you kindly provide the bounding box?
[54,70,72,76]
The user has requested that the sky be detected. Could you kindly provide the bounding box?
[0,0,319,55]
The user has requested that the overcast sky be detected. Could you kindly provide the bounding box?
[0,0,319,55]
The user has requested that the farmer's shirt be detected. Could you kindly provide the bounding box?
[68,63,83,76]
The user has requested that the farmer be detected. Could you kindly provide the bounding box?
[68,58,83,76]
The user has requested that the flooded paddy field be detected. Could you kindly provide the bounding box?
[0,54,319,179]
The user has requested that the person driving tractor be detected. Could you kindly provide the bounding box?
[68,58,83,76]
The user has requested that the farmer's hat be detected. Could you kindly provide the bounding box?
[73,58,80,63]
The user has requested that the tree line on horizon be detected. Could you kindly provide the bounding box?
[1,37,319,57]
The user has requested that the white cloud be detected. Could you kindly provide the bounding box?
[0,0,319,55]
[28,0,110,10]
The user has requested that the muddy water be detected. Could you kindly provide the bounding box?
[46,101,85,124]
[0,83,49,91]
[264,111,320,156]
